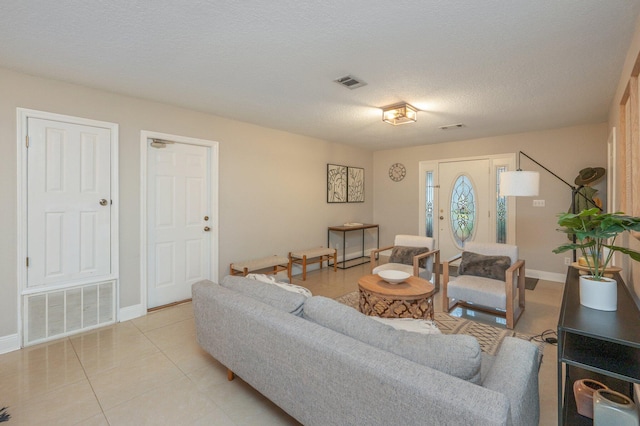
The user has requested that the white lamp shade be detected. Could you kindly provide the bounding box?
[499,171,540,196]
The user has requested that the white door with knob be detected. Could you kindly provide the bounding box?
[147,140,212,308]
[27,117,113,288]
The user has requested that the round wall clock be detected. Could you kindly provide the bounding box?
[389,163,406,182]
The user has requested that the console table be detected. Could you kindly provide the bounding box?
[327,223,379,269]
[557,266,640,425]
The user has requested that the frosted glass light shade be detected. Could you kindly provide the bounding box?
[382,103,418,125]
[499,171,540,196]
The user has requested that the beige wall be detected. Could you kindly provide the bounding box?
[373,123,608,276]
[608,15,640,302]
[0,67,373,338]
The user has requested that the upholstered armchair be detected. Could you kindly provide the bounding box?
[442,241,525,329]
[369,235,440,291]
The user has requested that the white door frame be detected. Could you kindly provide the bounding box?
[16,108,119,346]
[139,130,219,314]
[418,153,517,249]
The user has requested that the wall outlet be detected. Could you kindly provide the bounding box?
[564,257,571,265]
[533,199,545,207]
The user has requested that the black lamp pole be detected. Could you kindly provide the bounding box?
[517,151,603,261]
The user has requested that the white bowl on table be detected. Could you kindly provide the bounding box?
[378,270,410,284]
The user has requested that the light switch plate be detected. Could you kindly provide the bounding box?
[533,200,545,207]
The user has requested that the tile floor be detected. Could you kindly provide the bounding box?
[0,263,563,425]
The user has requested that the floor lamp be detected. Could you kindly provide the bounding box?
[499,151,603,261]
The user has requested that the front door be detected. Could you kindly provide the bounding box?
[147,140,211,308]
[27,118,112,288]
[438,159,490,260]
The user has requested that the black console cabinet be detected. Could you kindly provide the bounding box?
[557,267,640,425]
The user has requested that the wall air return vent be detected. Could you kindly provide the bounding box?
[334,75,367,90]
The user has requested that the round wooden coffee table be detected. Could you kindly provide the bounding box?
[358,274,435,320]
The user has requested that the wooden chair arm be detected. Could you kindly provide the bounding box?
[412,249,440,288]
[443,253,462,266]
[370,245,396,272]
[370,245,395,256]
[442,253,462,289]
[506,259,525,278]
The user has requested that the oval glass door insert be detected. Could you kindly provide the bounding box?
[450,174,477,247]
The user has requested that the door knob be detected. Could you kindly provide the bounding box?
[204,226,210,232]
[99,199,108,206]
[439,216,444,220]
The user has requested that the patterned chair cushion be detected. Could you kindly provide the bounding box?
[458,251,511,281]
[389,246,430,268]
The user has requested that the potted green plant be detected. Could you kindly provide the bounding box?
[553,208,640,311]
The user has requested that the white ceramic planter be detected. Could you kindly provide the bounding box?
[579,275,617,311]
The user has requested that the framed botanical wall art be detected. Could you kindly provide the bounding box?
[347,166,364,203]
[327,164,347,203]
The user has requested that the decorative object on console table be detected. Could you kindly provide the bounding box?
[573,379,608,419]
[553,208,640,311]
[347,166,364,202]
[593,389,639,425]
[327,164,347,203]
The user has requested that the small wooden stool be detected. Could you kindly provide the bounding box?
[289,247,337,281]
[230,255,290,277]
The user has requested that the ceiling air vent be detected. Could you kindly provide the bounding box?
[334,75,367,90]
[439,123,465,130]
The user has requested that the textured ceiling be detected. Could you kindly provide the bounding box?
[1,1,639,150]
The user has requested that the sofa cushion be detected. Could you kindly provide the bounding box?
[220,275,307,315]
[389,246,429,268]
[303,296,482,383]
[458,251,511,281]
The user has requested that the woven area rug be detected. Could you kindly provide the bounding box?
[335,291,544,357]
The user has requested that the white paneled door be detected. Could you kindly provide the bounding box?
[147,141,211,308]
[438,159,490,260]
[27,118,112,288]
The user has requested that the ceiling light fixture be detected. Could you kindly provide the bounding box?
[382,103,418,125]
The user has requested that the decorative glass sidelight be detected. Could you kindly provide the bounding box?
[425,171,434,237]
[450,175,476,246]
[496,166,507,243]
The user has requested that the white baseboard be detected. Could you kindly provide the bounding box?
[119,303,146,322]
[527,269,565,283]
[0,333,20,354]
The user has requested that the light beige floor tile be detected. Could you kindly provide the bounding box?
[187,359,233,392]
[144,317,196,351]
[161,337,219,375]
[73,412,110,426]
[131,302,193,333]
[9,380,102,426]
[203,377,299,425]
[72,328,160,377]
[191,409,236,426]
[0,340,86,405]
[104,375,221,426]
[90,351,185,410]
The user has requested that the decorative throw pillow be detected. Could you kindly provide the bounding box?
[388,246,430,268]
[370,317,442,335]
[458,251,511,281]
[245,273,312,297]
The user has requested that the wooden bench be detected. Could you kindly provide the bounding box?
[289,247,337,281]
[230,255,291,277]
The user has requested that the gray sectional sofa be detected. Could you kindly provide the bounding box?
[192,276,540,426]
